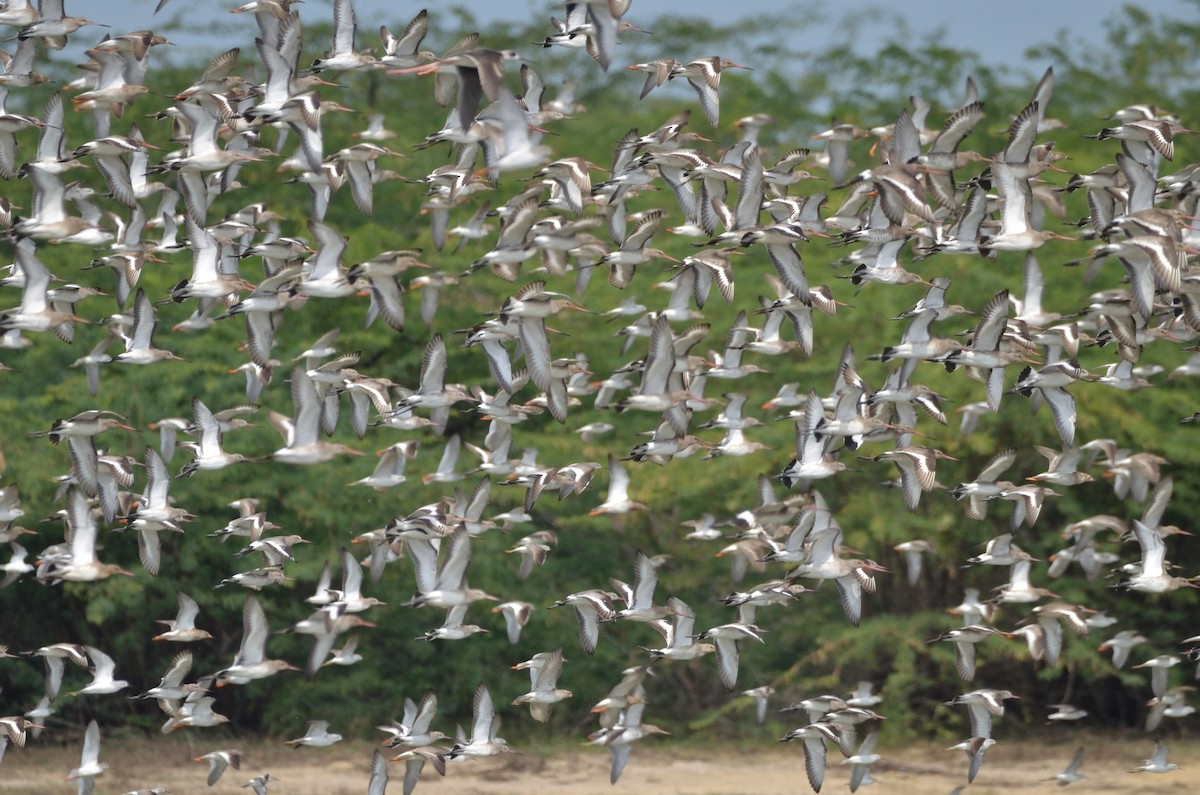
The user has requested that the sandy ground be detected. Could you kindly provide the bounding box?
[4,734,1199,794]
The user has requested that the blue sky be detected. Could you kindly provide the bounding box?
[66,0,1197,74]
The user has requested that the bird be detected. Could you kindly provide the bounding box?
[871,446,958,512]
[1133,654,1182,698]
[390,747,446,795]
[779,722,845,793]
[241,774,272,795]
[310,0,377,72]
[1089,118,1189,161]
[447,683,514,759]
[66,720,107,795]
[113,289,181,365]
[699,622,766,690]
[406,526,497,611]
[193,749,242,787]
[644,596,715,661]
[350,441,419,490]
[29,643,89,702]
[267,367,365,464]
[0,237,85,340]
[161,689,229,734]
[590,453,648,516]
[610,549,672,622]
[395,46,521,132]
[950,449,1017,523]
[137,649,199,705]
[505,531,556,579]
[324,546,385,614]
[0,715,40,763]
[777,390,851,487]
[599,212,678,290]
[1131,740,1179,774]
[491,600,534,644]
[4,7,1200,795]
[549,588,618,656]
[41,489,134,582]
[894,539,935,585]
[948,736,996,785]
[979,161,1076,252]
[323,634,363,667]
[286,720,343,748]
[592,697,671,784]
[1122,521,1197,594]
[932,625,1013,682]
[216,596,298,686]
[419,603,487,642]
[1097,629,1148,669]
[669,56,752,126]
[841,731,881,793]
[378,8,432,69]
[1052,746,1086,785]
[995,558,1059,604]
[1046,703,1088,722]
[396,334,474,434]
[945,689,1019,740]
[381,690,446,750]
[511,648,572,721]
[940,289,1022,412]
[741,686,775,725]
[0,541,33,588]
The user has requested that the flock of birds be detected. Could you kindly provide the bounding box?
[1,0,1199,792]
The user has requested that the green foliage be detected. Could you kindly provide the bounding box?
[2,2,1200,754]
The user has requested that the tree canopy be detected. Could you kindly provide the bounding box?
[2,3,1200,788]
